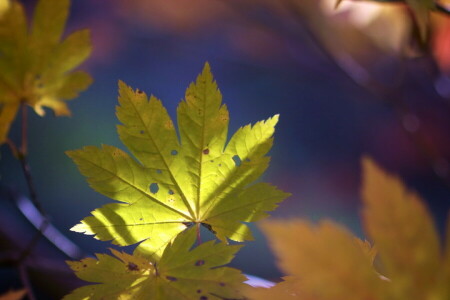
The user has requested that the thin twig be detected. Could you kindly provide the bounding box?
[17,219,50,263]
[19,264,36,300]
[20,103,27,155]
[8,104,51,297]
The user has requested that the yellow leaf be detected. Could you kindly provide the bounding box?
[248,157,450,300]
[252,220,383,300]
[0,102,19,143]
[64,227,246,300]
[362,157,441,299]
[245,277,302,300]
[0,0,91,144]
[0,0,10,18]
[68,63,288,259]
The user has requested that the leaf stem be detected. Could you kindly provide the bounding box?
[21,103,28,155]
[8,103,50,296]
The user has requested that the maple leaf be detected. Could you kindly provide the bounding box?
[67,63,289,259]
[245,157,450,300]
[64,227,246,300]
[0,0,92,143]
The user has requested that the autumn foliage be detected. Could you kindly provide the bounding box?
[246,158,450,300]
[1,0,449,299]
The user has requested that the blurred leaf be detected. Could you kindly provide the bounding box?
[0,0,10,17]
[0,0,92,143]
[362,157,443,299]
[0,289,26,300]
[246,157,450,300]
[67,63,289,259]
[244,277,303,300]
[64,227,246,300]
[0,102,19,143]
[249,220,383,300]
[405,0,435,40]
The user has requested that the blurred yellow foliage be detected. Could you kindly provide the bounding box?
[246,158,450,300]
[0,0,92,144]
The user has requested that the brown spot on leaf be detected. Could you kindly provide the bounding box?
[195,260,205,266]
[127,262,139,271]
[166,276,177,281]
[203,148,209,155]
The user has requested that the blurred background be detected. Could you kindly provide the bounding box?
[1,0,450,298]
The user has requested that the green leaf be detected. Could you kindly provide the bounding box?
[64,227,246,300]
[68,63,289,259]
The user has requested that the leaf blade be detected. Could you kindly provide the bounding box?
[362,157,441,298]
[65,228,246,300]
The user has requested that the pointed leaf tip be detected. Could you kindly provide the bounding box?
[70,63,287,259]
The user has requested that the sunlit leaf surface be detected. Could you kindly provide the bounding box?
[64,227,246,300]
[67,63,289,259]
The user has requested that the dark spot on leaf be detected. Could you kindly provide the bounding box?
[127,262,139,271]
[136,89,143,94]
[139,218,143,221]
[203,148,209,155]
[197,289,202,294]
[166,276,177,281]
[200,296,208,300]
[156,169,162,174]
[245,158,251,162]
[195,260,205,266]
[219,282,225,286]
[232,155,241,166]
[168,189,174,195]
[210,160,214,163]
[218,164,222,167]
[83,264,87,268]
[140,130,144,134]
[150,183,159,194]
[171,150,178,155]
